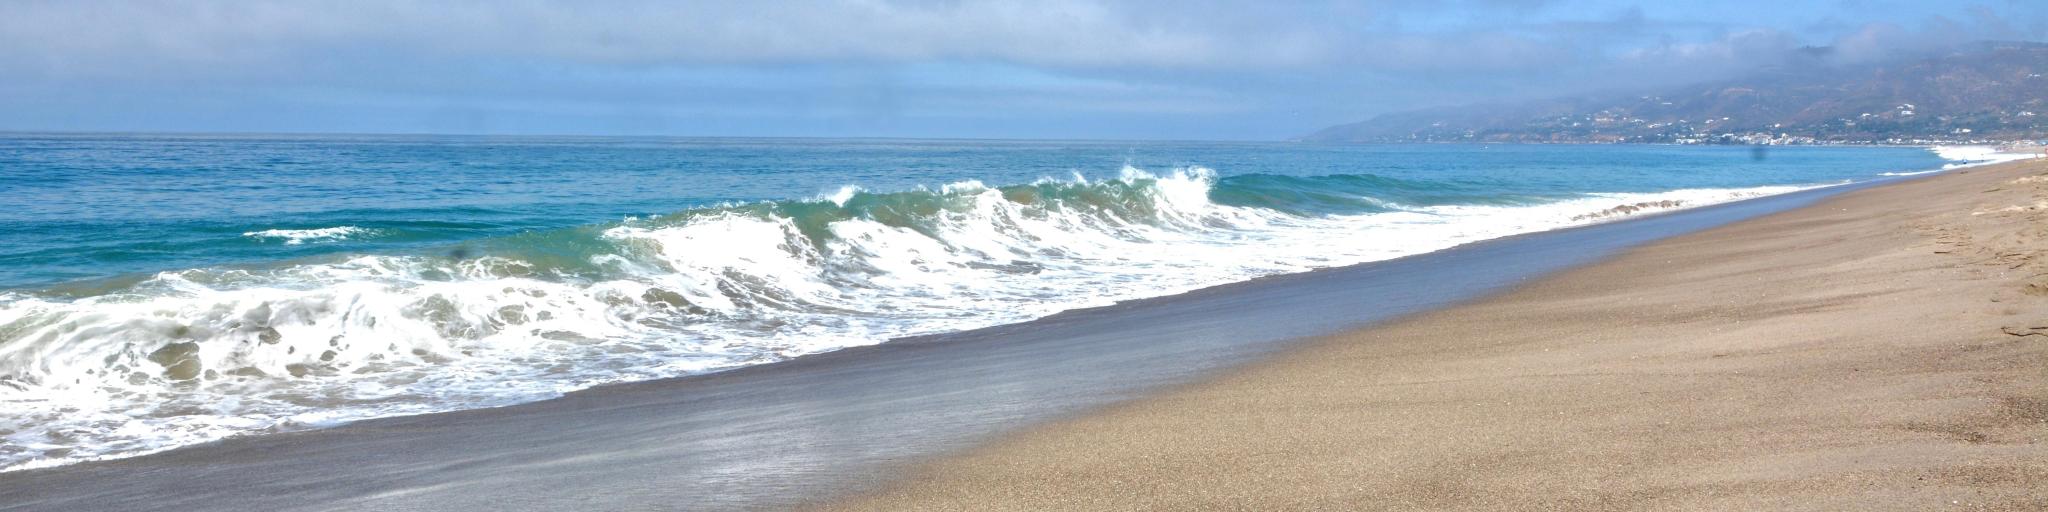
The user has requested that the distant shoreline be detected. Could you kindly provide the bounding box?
[1288,138,2047,148]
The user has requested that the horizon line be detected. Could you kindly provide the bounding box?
[0,128,1313,145]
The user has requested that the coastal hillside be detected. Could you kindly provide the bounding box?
[1306,41,2048,144]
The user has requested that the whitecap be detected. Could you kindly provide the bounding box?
[242,226,372,245]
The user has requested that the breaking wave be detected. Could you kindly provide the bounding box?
[243,226,373,245]
[1932,145,2040,170]
[0,166,1832,471]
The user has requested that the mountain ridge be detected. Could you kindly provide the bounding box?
[1306,41,2048,144]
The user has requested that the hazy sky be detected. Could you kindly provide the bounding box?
[3,0,2045,140]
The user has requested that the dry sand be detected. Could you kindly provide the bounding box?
[819,159,2048,511]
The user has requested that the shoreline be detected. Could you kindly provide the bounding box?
[821,159,2048,510]
[2,142,1935,473]
[0,162,1925,510]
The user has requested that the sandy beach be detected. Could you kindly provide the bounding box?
[820,159,2048,511]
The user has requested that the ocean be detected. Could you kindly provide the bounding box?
[0,133,1966,471]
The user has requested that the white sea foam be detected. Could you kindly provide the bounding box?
[242,226,371,245]
[821,185,863,206]
[1879,169,1948,176]
[0,167,1856,471]
[1932,145,2041,170]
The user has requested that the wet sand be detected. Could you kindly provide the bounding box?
[820,159,2048,511]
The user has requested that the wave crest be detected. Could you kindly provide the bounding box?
[242,226,372,245]
[0,166,1834,470]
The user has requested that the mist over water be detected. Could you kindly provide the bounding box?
[0,135,1954,470]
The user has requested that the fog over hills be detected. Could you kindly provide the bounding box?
[1306,42,2048,144]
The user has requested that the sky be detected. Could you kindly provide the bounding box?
[2,0,2046,140]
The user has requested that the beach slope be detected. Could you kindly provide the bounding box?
[822,160,2048,511]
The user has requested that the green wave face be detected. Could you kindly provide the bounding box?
[494,169,1434,272]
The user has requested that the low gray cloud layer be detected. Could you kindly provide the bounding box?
[2,0,2044,139]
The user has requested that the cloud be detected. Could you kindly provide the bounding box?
[0,0,2043,139]
[0,0,1345,72]
[3,1,2033,78]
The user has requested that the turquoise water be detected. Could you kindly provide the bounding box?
[0,134,1955,470]
[0,134,1946,288]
